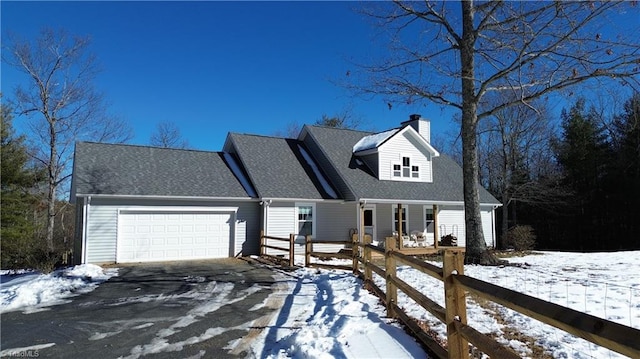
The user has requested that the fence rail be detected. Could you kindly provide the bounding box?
[350,235,640,359]
[259,233,640,358]
[259,231,295,267]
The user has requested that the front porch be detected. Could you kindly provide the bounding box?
[358,202,463,254]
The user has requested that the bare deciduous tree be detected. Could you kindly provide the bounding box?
[150,121,190,149]
[3,28,133,254]
[351,1,640,264]
[478,96,568,246]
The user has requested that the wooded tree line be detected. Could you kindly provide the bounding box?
[483,93,640,251]
[1,103,75,271]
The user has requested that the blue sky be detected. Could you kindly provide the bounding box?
[3,1,452,151]
[2,2,638,152]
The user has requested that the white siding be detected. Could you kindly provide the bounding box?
[86,204,118,263]
[83,198,259,264]
[378,131,433,182]
[235,220,247,256]
[266,203,296,238]
[266,202,354,258]
[265,203,296,256]
[481,207,496,248]
[438,205,466,246]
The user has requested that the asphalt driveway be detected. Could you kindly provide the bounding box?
[0,258,285,358]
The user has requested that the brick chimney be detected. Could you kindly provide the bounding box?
[401,114,431,143]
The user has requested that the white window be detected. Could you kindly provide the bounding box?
[402,156,411,177]
[393,164,401,177]
[392,204,409,235]
[393,156,419,178]
[296,203,315,238]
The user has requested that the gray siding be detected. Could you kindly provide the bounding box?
[360,153,379,178]
[73,197,85,265]
[407,204,423,233]
[84,197,260,264]
[376,204,392,240]
[316,202,356,242]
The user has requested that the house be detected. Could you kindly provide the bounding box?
[70,115,500,264]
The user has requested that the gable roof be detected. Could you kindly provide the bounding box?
[71,142,254,200]
[302,126,500,205]
[352,128,399,153]
[353,125,440,157]
[225,133,339,200]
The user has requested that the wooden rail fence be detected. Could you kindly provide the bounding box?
[351,235,640,359]
[259,231,295,267]
[259,233,640,358]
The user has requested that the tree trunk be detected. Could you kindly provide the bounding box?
[46,119,56,253]
[460,0,499,265]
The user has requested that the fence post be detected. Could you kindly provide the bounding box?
[352,233,359,274]
[305,235,311,267]
[443,250,469,359]
[289,234,295,267]
[260,230,265,256]
[364,235,372,283]
[385,236,397,318]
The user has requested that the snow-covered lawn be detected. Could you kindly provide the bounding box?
[0,264,118,314]
[376,250,640,359]
[2,251,637,359]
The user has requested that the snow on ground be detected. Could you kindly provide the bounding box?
[368,250,640,359]
[246,265,427,358]
[2,252,637,359]
[0,264,118,314]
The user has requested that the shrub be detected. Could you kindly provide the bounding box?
[503,225,536,251]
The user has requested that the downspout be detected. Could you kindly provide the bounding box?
[262,199,272,238]
[492,206,498,248]
[82,196,91,264]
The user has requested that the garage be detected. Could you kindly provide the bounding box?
[116,208,236,263]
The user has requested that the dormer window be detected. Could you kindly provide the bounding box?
[411,166,419,178]
[394,156,419,179]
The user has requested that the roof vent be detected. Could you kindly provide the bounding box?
[410,114,421,121]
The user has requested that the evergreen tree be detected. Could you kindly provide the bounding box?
[608,93,640,249]
[0,102,45,269]
[553,98,612,249]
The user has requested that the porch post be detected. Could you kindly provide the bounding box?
[433,204,439,249]
[397,203,403,249]
[360,204,365,250]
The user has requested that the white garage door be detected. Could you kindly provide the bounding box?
[117,210,233,263]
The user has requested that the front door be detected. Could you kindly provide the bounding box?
[363,205,377,244]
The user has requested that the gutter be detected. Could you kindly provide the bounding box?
[74,194,259,202]
[261,197,346,203]
[358,198,501,207]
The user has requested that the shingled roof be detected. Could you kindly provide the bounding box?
[302,126,500,204]
[226,133,339,200]
[71,142,253,200]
